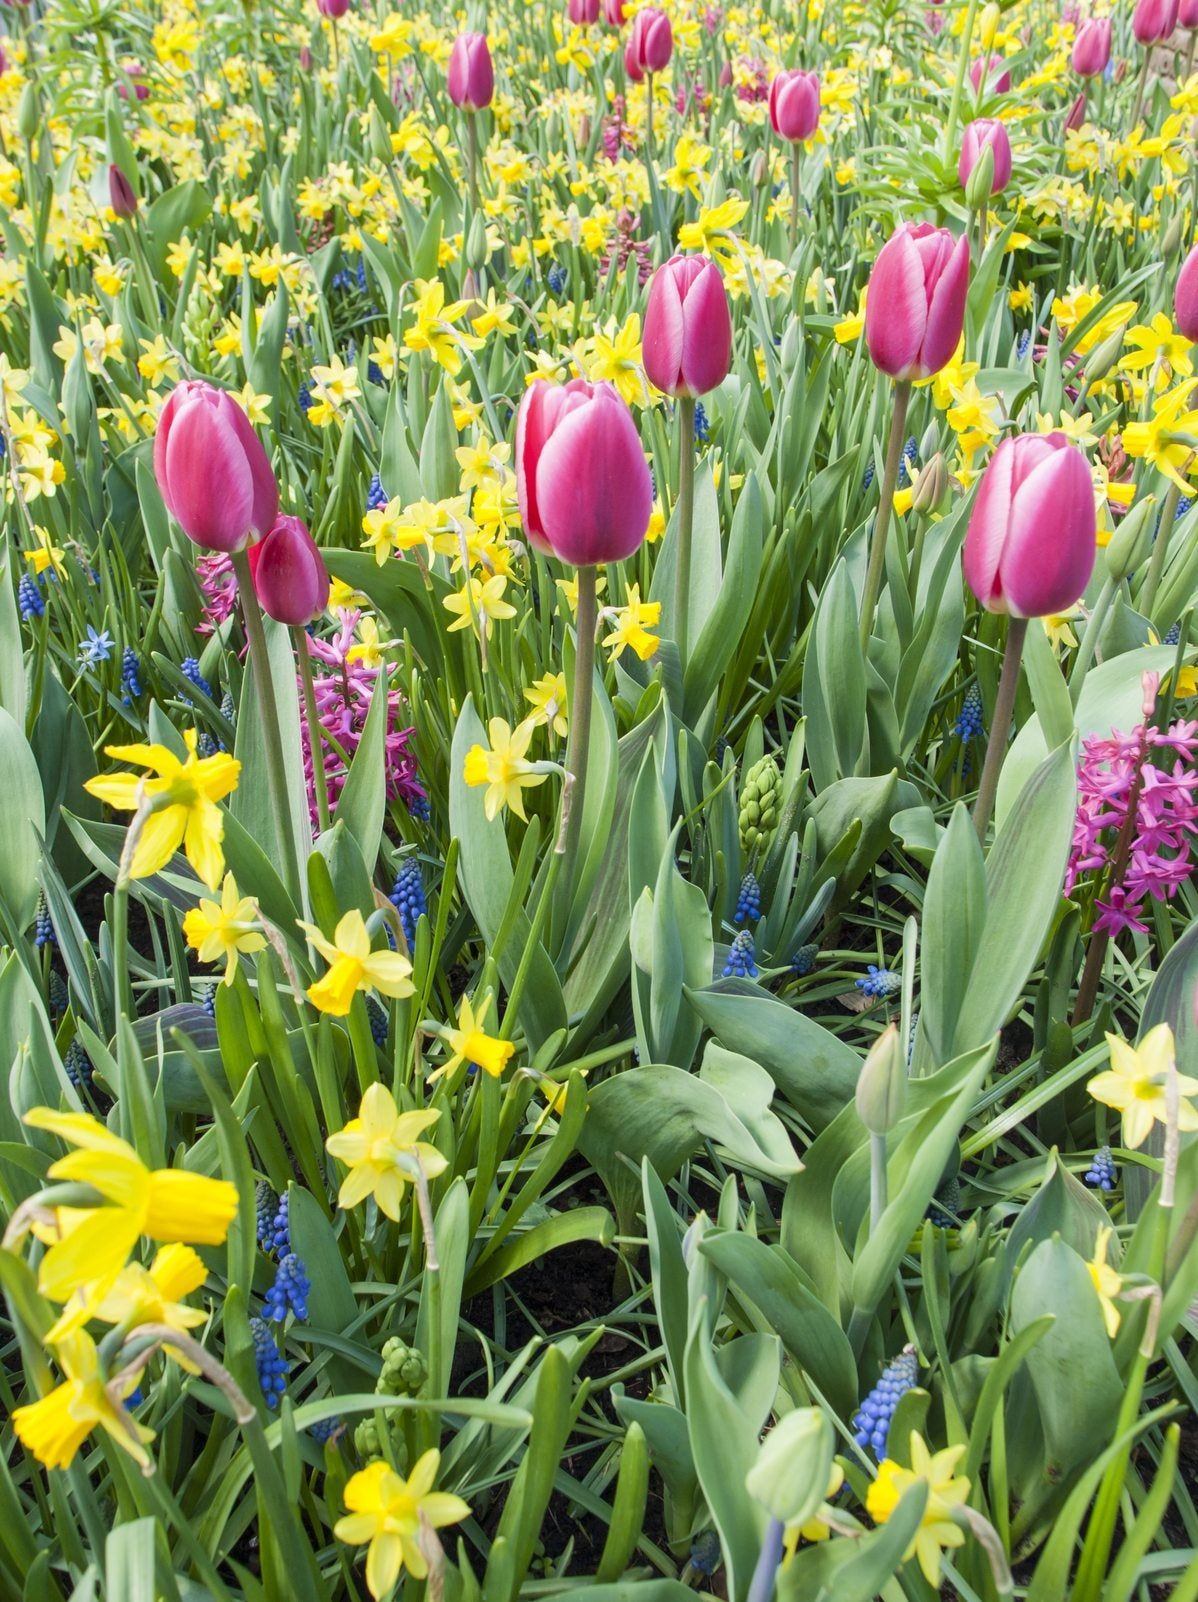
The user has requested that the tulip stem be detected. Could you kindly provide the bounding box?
[556,563,598,875]
[941,0,980,164]
[466,111,479,210]
[673,396,697,666]
[231,546,303,907]
[1131,49,1152,130]
[1138,479,1181,619]
[858,379,911,651]
[972,615,1027,844]
[789,142,801,256]
[293,626,331,837]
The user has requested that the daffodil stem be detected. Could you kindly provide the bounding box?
[973,615,1027,845]
[1069,573,1117,701]
[231,546,303,908]
[556,563,597,874]
[674,396,697,666]
[1138,480,1180,619]
[293,627,331,835]
[348,995,381,1094]
[858,380,911,652]
[112,878,132,1025]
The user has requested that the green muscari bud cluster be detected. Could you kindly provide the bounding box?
[181,278,217,372]
[739,755,781,857]
[378,1337,428,1398]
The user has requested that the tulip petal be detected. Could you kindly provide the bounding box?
[163,395,256,551]
[918,232,970,378]
[865,229,927,380]
[679,262,733,396]
[642,265,686,394]
[963,436,1017,610]
[1002,444,1096,617]
[536,386,653,566]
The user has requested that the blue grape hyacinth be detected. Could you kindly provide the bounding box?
[1084,1146,1117,1191]
[857,964,901,999]
[390,858,428,948]
[852,1347,919,1457]
[734,871,761,925]
[954,684,984,740]
[722,929,758,979]
[263,1252,311,1324]
[367,472,388,512]
[251,1317,289,1409]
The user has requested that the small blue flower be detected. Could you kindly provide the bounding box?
[1016,328,1032,360]
[852,1348,918,1457]
[689,1532,721,1577]
[1084,1145,1118,1191]
[1163,622,1182,646]
[896,436,918,487]
[1174,497,1192,522]
[220,689,236,722]
[201,985,217,1019]
[121,647,143,700]
[722,929,758,979]
[181,657,213,702]
[547,262,567,297]
[408,794,431,823]
[734,872,761,925]
[308,1415,341,1444]
[367,997,389,1047]
[77,626,114,668]
[251,1317,289,1409]
[48,971,68,1015]
[269,1191,291,1256]
[197,732,218,758]
[862,459,876,491]
[390,858,428,948]
[35,896,56,948]
[927,1174,961,1227]
[65,1039,92,1090]
[255,1182,277,1250]
[954,684,984,741]
[367,472,388,512]
[367,360,384,385]
[792,942,818,977]
[693,400,710,444]
[18,574,45,620]
[298,381,313,413]
[263,1252,311,1324]
[857,964,901,999]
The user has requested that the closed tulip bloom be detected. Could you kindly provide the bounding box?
[969,53,1011,92]
[643,256,732,398]
[624,7,673,80]
[768,69,820,142]
[154,381,279,554]
[248,516,330,625]
[865,223,970,382]
[1133,0,1178,42]
[603,0,626,21]
[958,118,1012,193]
[1071,17,1112,75]
[448,33,494,110]
[108,164,138,219]
[516,378,652,566]
[963,432,1096,617]
[568,0,601,21]
[1064,90,1089,130]
[1181,0,1198,26]
[1175,244,1198,341]
[317,0,349,15]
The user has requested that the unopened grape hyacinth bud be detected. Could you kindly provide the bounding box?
[738,753,781,856]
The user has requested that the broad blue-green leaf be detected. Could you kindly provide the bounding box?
[0,709,45,927]
[803,559,867,790]
[231,618,312,888]
[917,803,986,1069]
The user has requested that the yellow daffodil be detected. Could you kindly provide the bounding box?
[12,1330,155,1472]
[603,585,661,661]
[45,1243,209,1361]
[334,1452,469,1599]
[326,1084,447,1219]
[1087,1024,1198,1149]
[298,910,415,1017]
[524,672,568,739]
[21,1108,237,1303]
[183,873,265,986]
[83,729,240,890]
[430,992,513,1082]
[1087,1225,1123,1339]
[463,717,547,821]
[442,572,517,635]
[865,1432,971,1588]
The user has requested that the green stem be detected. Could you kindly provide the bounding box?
[973,615,1028,844]
[858,380,911,650]
[1131,49,1151,131]
[555,564,598,875]
[789,141,801,256]
[673,396,697,665]
[293,626,330,835]
[941,0,981,164]
[1137,480,1180,619]
[869,1132,888,1230]
[1069,572,1117,702]
[230,546,303,907]
[466,110,479,210]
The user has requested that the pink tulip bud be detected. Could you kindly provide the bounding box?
[448,32,494,110]
[603,0,626,20]
[624,7,673,80]
[248,516,330,625]
[154,381,280,554]
[1181,0,1198,26]
[1071,17,1112,75]
[108,164,138,220]
[643,255,733,398]
[963,432,1096,617]
[116,64,150,101]
[1064,90,1088,129]
[299,44,313,70]
[1175,244,1198,341]
[718,59,733,88]
[568,0,601,21]
[969,53,1011,93]
[516,378,652,567]
[864,223,970,383]
[317,0,350,16]
[958,118,1012,193]
[1133,0,1178,42]
[768,69,820,142]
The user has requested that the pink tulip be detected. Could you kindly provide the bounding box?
[643,256,732,398]
[317,0,349,16]
[116,64,150,101]
[248,516,330,625]
[603,0,626,21]
[108,164,138,219]
[963,432,1096,617]
[958,118,1012,194]
[1175,244,1198,341]
[864,223,970,382]
[568,0,601,21]
[154,381,279,554]
[969,53,1011,93]
[1181,0,1198,25]
[768,69,820,142]
[624,7,673,80]
[1064,90,1088,129]
[1071,17,1112,75]
[1133,0,1178,42]
[448,33,494,111]
[516,379,652,566]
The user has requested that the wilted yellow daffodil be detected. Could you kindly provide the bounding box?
[865,1432,971,1588]
[463,717,548,821]
[298,910,415,1017]
[22,1109,237,1303]
[326,1084,447,1219]
[12,1330,155,1471]
[84,729,240,890]
[1087,1024,1198,1149]
[430,992,513,1082]
[334,1452,469,1599]
[183,873,265,986]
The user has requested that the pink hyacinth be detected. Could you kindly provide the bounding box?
[298,611,425,826]
[196,551,239,637]
[1065,694,1198,937]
